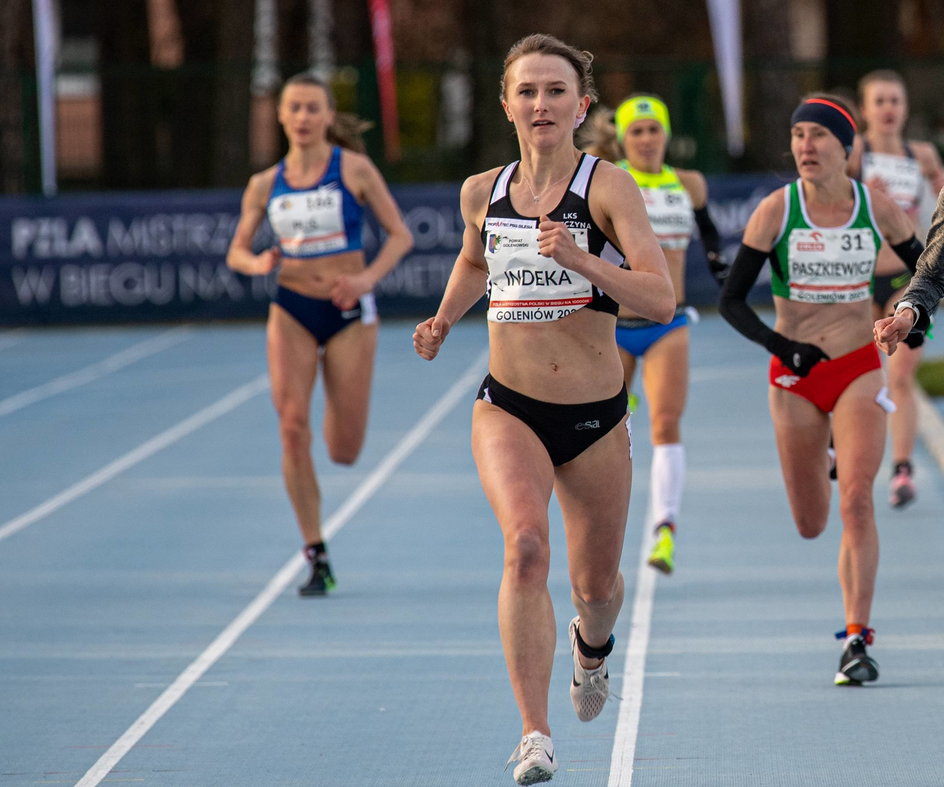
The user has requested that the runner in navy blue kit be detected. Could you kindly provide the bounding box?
[413,34,673,785]
[720,95,922,686]
[848,70,944,508]
[228,74,412,596]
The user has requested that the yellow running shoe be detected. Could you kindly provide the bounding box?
[647,522,675,574]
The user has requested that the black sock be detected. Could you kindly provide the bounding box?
[893,460,913,477]
[305,542,327,562]
[574,623,615,660]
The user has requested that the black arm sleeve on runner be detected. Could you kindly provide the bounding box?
[719,244,778,348]
[890,235,924,274]
[694,206,722,259]
[720,244,830,375]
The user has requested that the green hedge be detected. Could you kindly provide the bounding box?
[917,357,944,396]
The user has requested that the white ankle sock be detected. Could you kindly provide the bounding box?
[650,443,684,525]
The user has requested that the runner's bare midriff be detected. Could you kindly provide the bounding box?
[487,308,623,404]
[773,297,875,358]
[276,249,366,299]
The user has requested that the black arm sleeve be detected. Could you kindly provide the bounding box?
[693,206,722,259]
[718,244,777,348]
[720,244,830,375]
[890,235,924,274]
[910,302,931,332]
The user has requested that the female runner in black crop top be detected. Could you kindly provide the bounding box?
[413,33,673,786]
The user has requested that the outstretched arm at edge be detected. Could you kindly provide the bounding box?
[413,174,492,361]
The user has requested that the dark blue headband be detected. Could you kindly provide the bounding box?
[790,99,857,151]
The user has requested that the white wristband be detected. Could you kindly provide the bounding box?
[894,301,917,318]
[894,301,920,331]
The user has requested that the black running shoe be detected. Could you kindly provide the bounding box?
[298,559,336,596]
[889,461,916,509]
[834,629,878,686]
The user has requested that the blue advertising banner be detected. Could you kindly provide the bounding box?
[685,172,786,306]
[0,175,785,327]
[0,191,251,326]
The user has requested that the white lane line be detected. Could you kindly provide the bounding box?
[74,349,489,787]
[0,328,192,417]
[603,382,944,786]
[0,375,270,544]
[607,525,659,786]
[0,330,26,351]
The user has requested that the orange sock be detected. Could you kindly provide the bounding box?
[846,623,864,636]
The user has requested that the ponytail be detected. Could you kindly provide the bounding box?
[578,107,622,163]
[327,112,374,154]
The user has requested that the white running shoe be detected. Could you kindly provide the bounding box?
[568,617,610,722]
[505,731,557,785]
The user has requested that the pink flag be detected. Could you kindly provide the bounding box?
[369,0,401,162]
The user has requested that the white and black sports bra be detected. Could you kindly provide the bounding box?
[481,153,624,323]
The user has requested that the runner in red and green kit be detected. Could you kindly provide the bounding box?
[720,94,923,685]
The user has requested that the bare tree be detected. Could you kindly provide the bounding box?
[742,0,800,171]
[210,0,254,186]
[1,0,39,193]
[332,0,381,162]
[276,0,310,73]
[907,0,944,55]
[168,2,252,188]
[93,0,253,189]
[825,0,901,89]
[461,0,514,171]
[95,0,157,188]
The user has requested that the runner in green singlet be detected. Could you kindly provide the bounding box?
[720,94,922,686]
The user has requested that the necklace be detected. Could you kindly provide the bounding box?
[520,170,572,203]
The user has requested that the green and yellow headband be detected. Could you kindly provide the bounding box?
[614,96,671,142]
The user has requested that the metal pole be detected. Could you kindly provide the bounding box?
[31,0,58,195]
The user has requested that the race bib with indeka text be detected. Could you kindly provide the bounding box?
[484,218,592,323]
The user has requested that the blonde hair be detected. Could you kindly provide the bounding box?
[280,73,373,153]
[500,33,598,103]
[578,107,622,163]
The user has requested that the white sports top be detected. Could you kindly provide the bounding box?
[482,154,623,323]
